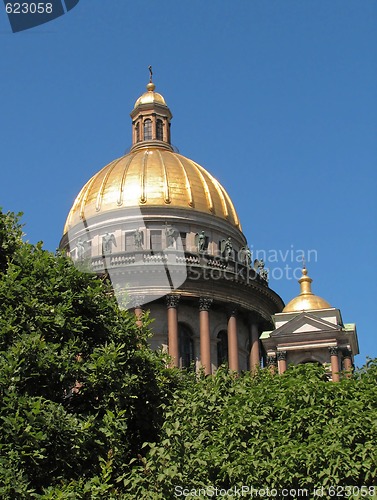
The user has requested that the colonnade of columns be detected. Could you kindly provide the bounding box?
[328,346,354,381]
[266,346,353,381]
[133,294,262,374]
[133,299,354,381]
[133,295,355,381]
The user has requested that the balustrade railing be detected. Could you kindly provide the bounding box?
[86,249,267,286]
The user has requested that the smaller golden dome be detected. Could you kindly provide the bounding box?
[283,267,332,313]
[134,82,167,107]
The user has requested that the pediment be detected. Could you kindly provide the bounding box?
[271,312,342,338]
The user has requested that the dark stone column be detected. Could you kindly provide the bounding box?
[329,346,340,382]
[199,297,213,375]
[266,353,277,374]
[277,351,287,374]
[227,308,239,373]
[133,295,145,328]
[249,321,260,373]
[342,348,353,378]
[166,294,180,368]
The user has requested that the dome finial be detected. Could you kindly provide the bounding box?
[298,265,312,295]
[282,264,332,313]
[147,65,155,92]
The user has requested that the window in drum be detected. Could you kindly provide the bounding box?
[179,323,195,369]
[125,233,135,251]
[144,119,152,140]
[150,230,162,251]
[217,330,228,367]
[156,119,163,140]
[179,232,186,250]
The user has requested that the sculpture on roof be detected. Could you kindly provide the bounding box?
[195,231,207,253]
[254,258,269,282]
[239,245,252,267]
[220,237,233,261]
[102,232,116,255]
[133,228,144,249]
[165,224,178,248]
[76,238,86,260]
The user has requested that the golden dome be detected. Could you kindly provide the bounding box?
[282,267,332,313]
[63,147,241,234]
[64,76,241,235]
[134,82,167,107]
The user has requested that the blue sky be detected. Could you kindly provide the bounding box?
[1,0,376,366]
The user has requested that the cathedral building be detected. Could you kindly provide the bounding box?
[60,76,358,379]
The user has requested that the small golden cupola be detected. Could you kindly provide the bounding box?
[282,267,332,312]
[130,66,173,152]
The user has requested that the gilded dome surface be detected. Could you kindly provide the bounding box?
[283,294,332,313]
[282,268,331,313]
[134,82,167,107]
[63,147,241,234]
[64,79,241,235]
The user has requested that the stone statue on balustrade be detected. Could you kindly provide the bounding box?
[133,228,144,249]
[195,231,207,253]
[220,237,233,261]
[102,232,117,255]
[239,245,252,267]
[254,258,269,282]
[76,238,86,261]
[165,224,178,248]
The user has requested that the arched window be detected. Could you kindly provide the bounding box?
[135,122,140,142]
[144,119,152,140]
[156,119,163,140]
[179,323,194,369]
[217,330,228,366]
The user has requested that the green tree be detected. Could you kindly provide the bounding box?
[0,209,178,498]
[2,210,376,499]
[123,363,377,499]
[0,209,23,272]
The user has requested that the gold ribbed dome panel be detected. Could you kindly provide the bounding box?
[134,91,166,107]
[64,147,241,233]
[283,295,332,313]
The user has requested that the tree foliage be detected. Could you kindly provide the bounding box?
[0,209,178,498]
[1,209,376,498]
[0,209,23,272]
[123,363,377,498]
